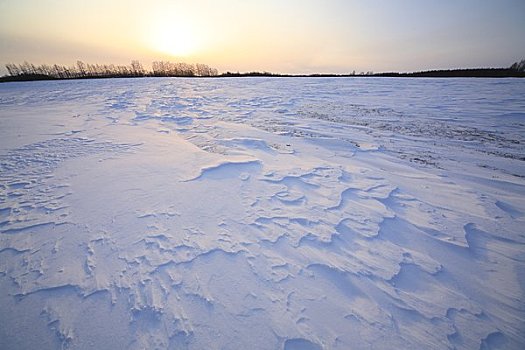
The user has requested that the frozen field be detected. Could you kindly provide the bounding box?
[0,77,524,349]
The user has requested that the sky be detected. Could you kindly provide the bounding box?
[0,0,524,74]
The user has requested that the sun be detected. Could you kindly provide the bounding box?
[149,19,199,57]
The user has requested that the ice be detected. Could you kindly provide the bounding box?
[1,77,524,349]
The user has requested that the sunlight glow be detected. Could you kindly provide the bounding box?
[148,18,199,58]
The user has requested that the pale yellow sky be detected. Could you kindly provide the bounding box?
[1,0,524,74]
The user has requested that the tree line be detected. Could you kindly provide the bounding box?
[4,60,219,80]
[218,60,525,78]
[3,59,524,82]
[151,61,217,77]
[370,60,525,78]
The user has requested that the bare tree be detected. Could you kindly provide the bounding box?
[131,60,145,76]
[4,60,218,79]
[510,59,525,72]
[5,63,20,76]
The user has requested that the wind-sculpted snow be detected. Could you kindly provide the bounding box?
[0,78,524,349]
[0,138,136,234]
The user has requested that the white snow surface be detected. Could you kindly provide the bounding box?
[0,77,524,349]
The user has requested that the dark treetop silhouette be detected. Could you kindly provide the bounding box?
[2,60,218,81]
[2,59,524,82]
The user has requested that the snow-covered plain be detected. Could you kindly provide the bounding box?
[0,77,524,349]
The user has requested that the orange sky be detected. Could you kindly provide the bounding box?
[1,0,524,74]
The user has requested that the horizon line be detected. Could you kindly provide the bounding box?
[3,59,525,79]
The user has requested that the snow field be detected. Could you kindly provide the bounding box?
[0,77,524,349]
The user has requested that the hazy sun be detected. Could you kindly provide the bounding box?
[149,19,199,57]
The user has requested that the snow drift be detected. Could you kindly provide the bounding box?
[0,77,524,349]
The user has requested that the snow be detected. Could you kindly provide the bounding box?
[0,77,524,349]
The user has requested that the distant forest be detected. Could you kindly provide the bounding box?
[375,60,525,78]
[1,59,524,82]
[222,60,525,78]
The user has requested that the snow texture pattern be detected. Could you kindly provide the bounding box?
[0,77,524,349]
